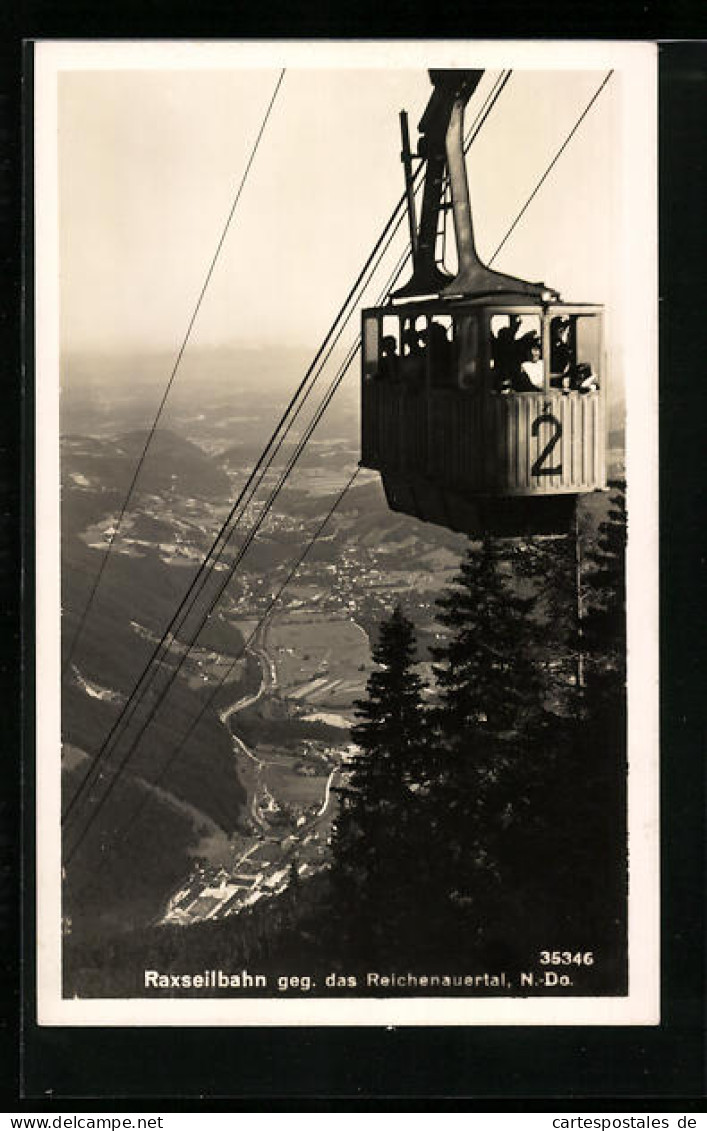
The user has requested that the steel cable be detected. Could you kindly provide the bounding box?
[62,72,514,859]
[62,69,287,679]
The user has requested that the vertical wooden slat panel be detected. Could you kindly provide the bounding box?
[564,393,570,487]
[578,395,584,486]
[468,395,475,490]
[525,396,533,490]
[470,396,478,489]
[495,398,501,490]
[519,396,526,492]
[476,394,484,491]
[497,397,505,491]
[571,395,578,487]
[517,396,525,490]
[470,397,477,485]
[579,395,584,490]
[554,396,562,492]
[548,396,556,494]
[582,395,588,487]
[504,397,511,490]
[514,396,522,492]
[532,395,540,490]
[363,381,606,498]
[482,396,492,489]
[574,393,581,487]
[457,398,462,485]
[487,395,496,489]
[562,394,571,490]
[582,395,589,487]
[545,395,552,492]
[508,397,516,492]
[579,395,585,486]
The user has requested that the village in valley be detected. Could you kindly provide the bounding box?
[61,418,465,934]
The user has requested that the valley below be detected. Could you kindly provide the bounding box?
[59,350,622,950]
[59,359,470,942]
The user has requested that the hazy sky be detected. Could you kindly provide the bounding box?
[56,58,621,357]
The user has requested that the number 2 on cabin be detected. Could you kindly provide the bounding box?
[531,412,563,477]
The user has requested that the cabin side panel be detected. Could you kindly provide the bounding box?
[427,390,605,497]
[362,379,606,497]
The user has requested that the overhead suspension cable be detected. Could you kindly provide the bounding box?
[489,70,614,265]
[62,81,494,865]
[64,326,363,858]
[63,72,513,853]
[62,69,287,679]
[63,71,512,847]
[62,69,511,834]
[103,206,444,852]
[68,465,361,871]
[61,89,445,825]
[60,125,428,828]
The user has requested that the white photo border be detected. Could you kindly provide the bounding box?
[34,38,659,1027]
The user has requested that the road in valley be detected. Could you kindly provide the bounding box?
[316,766,339,819]
[219,620,276,727]
[162,611,344,925]
[218,618,279,830]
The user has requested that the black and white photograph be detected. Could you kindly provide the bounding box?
[34,40,658,1026]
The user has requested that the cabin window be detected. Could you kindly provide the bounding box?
[397,315,427,388]
[490,314,544,393]
[574,316,601,391]
[363,316,380,380]
[550,314,600,393]
[428,315,455,388]
[382,314,402,350]
[371,315,402,382]
[456,314,480,391]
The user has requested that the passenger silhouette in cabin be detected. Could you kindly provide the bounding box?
[549,316,599,393]
[572,362,599,393]
[550,317,573,391]
[427,321,453,386]
[492,314,522,393]
[516,339,545,391]
[377,335,399,382]
[401,327,426,388]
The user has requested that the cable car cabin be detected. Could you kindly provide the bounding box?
[361,298,606,537]
[360,69,607,538]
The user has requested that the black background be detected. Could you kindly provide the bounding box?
[1,4,705,1108]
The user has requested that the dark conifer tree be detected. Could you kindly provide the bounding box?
[582,480,626,688]
[498,485,628,982]
[330,604,429,962]
[508,528,584,711]
[431,537,542,734]
[427,537,549,957]
[572,481,628,978]
[498,528,588,940]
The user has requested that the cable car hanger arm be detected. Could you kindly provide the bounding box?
[394,69,558,303]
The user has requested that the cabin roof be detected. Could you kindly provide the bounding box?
[364,298,604,317]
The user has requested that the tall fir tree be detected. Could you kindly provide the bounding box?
[572,481,628,978]
[582,480,626,692]
[427,537,551,958]
[508,527,585,713]
[330,604,430,962]
[497,526,590,943]
[498,486,628,982]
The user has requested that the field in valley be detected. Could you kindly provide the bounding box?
[269,611,371,716]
